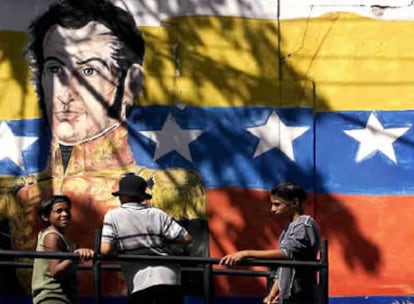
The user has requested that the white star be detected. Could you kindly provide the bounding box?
[138,114,203,162]
[247,111,309,161]
[344,112,410,163]
[0,121,38,170]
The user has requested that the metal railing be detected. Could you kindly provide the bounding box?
[0,233,328,304]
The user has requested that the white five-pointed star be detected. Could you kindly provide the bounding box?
[138,114,203,162]
[344,112,410,163]
[0,121,38,170]
[247,111,309,161]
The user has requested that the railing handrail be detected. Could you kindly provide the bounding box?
[0,249,326,268]
[0,239,329,304]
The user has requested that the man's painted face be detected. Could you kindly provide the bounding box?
[41,22,121,144]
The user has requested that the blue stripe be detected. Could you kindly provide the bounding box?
[128,106,314,191]
[2,107,414,195]
[129,106,414,195]
[315,111,414,195]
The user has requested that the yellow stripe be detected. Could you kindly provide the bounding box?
[281,12,414,111]
[141,14,414,111]
[1,13,414,116]
[0,31,39,120]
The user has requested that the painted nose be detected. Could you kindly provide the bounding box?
[57,74,80,105]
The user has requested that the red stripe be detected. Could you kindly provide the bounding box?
[208,189,414,296]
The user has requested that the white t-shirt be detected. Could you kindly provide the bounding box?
[101,202,189,293]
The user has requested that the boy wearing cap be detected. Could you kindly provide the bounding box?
[100,173,192,304]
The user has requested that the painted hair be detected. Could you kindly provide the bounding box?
[270,182,307,203]
[39,195,72,224]
[25,0,145,121]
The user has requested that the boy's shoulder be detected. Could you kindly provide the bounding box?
[292,215,317,227]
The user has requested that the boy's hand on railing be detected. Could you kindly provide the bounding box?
[74,248,95,261]
[219,250,248,266]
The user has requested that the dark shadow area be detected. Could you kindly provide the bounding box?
[0,218,24,294]
[178,218,214,297]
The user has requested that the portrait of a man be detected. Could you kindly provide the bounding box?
[0,0,207,295]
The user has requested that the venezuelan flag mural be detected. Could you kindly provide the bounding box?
[1,1,414,303]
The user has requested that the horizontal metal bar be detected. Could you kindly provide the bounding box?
[0,241,329,304]
[213,269,270,277]
[0,250,326,268]
[0,260,272,278]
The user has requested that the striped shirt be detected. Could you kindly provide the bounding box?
[277,215,321,304]
[101,202,190,293]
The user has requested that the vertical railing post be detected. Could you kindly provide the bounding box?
[203,263,213,304]
[319,240,329,304]
[93,230,102,304]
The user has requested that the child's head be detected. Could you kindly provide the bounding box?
[270,182,307,203]
[269,182,307,217]
[39,195,72,228]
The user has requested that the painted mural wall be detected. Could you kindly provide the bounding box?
[1,0,414,303]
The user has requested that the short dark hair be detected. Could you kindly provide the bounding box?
[39,195,72,222]
[270,182,307,203]
[25,0,145,120]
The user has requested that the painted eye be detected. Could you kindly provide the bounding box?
[83,67,96,77]
[46,65,62,75]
